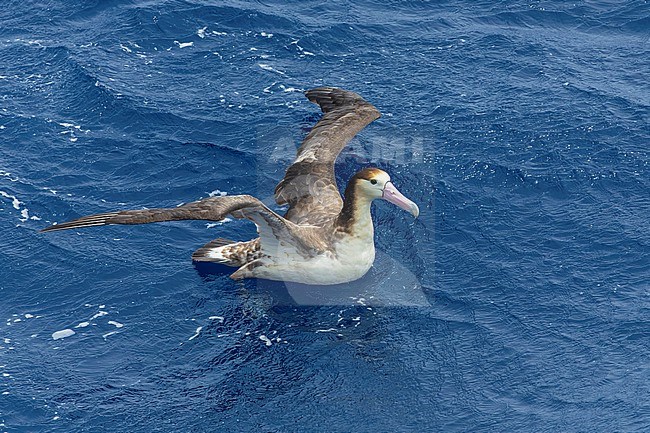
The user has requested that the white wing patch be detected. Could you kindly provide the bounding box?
[245,211,301,259]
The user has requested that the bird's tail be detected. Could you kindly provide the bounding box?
[191,238,262,267]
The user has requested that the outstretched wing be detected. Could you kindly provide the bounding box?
[275,87,380,225]
[41,195,314,257]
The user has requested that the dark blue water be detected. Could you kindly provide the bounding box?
[2,1,649,431]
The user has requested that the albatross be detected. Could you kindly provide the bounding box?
[41,87,419,285]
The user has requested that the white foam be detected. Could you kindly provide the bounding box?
[188,326,202,340]
[315,328,338,333]
[0,171,17,182]
[258,64,286,75]
[89,311,108,321]
[208,189,227,197]
[57,122,82,130]
[75,322,90,328]
[4,198,31,220]
[174,41,194,49]
[0,190,21,210]
[212,31,227,36]
[107,321,124,328]
[205,217,232,229]
[52,329,75,340]
[197,27,208,38]
[259,335,272,346]
[288,40,315,56]
[260,32,273,38]
[208,316,224,323]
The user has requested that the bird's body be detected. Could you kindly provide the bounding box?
[230,203,377,285]
[236,238,375,286]
[42,87,419,285]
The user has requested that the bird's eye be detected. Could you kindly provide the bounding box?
[370,179,377,185]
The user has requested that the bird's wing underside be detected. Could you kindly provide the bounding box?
[41,195,317,258]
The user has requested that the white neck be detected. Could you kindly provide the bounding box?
[336,193,375,240]
[350,196,374,239]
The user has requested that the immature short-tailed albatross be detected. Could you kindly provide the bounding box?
[42,87,419,285]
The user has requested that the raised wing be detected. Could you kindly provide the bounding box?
[41,195,314,257]
[275,87,380,225]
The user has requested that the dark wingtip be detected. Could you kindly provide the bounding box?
[40,224,62,233]
[304,87,368,113]
[40,225,72,233]
[38,214,114,233]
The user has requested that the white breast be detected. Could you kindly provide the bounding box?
[252,234,376,285]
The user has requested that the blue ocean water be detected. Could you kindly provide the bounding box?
[1,1,649,431]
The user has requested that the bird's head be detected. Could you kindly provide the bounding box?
[352,168,419,218]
